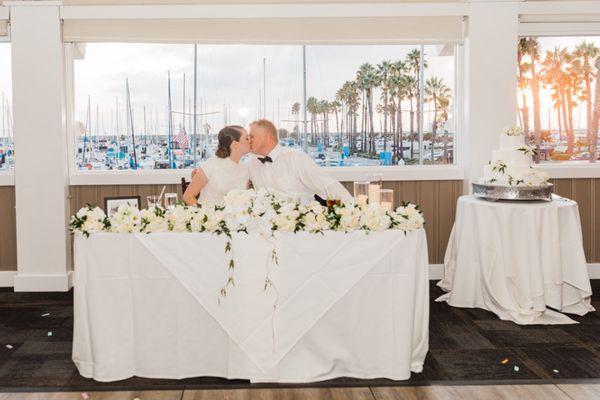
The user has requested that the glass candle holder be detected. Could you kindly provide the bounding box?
[164,193,178,210]
[380,189,394,211]
[367,174,383,204]
[147,195,160,208]
[353,181,370,205]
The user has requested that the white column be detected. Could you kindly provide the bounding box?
[11,2,72,291]
[463,1,519,192]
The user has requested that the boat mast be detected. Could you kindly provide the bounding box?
[126,78,138,169]
[83,95,90,164]
[143,105,147,146]
[302,45,308,152]
[167,71,173,168]
[193,44,198,166]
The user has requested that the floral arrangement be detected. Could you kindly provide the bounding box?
[517,145,537,157]
[70,188,425,301]
[503,126,523,136]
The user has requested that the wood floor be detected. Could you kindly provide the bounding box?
[1,384,599,400]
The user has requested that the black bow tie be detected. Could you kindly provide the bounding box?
[258,156,273,164]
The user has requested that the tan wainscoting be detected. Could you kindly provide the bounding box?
[70,180,463,264]
[551,178,600,263]
[0,186,16,271]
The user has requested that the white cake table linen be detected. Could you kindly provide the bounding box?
[73,229,429,382]
[437,195,594,325]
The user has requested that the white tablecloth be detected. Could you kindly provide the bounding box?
[438,195,594,325]
[72,229,429,382]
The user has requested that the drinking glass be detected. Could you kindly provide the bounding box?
[164,193,178,210]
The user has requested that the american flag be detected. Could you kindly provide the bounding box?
[174,128,189,148]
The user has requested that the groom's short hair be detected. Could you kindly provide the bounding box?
[251,119,278,141]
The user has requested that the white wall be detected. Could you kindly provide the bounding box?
[464,1,519,191]
[11,2,71,291]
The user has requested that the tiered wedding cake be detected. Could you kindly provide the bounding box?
[482,126,550,187]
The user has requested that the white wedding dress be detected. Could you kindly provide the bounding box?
[197,156,250,204]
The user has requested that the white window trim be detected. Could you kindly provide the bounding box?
[539,164,600,179]
[0,173,14,185]
[59,3,468,20]
[69,165,464,186]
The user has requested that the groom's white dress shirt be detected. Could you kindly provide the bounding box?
[249,144,352,204]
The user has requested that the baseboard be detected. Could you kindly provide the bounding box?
[588,263,600,279]
[0,271,17,287]
[13,271,73,292]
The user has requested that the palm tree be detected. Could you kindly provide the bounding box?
[306,97,319,145]
[357,63,380,154]
[574,41,600,155]
[425,77,451,163]
[377,60,393,141]
[406,48,428,158]
[437,94,452,162]
[330,100,342,149]
[518,39,532,137]
[318,100,330,147]
[542,47,570,149]
[565,55,584,154]
[524,38,543,149]
[291,101,301,139]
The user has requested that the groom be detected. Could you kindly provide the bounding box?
[248,119,352,205]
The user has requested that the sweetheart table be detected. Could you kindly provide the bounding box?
[72,228,429,382]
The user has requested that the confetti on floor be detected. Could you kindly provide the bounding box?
[553,369,559,374]
[501,358,509,365]
[81,393,89,399]
[5,344,13,349]
[47,332,52,337]
[514,366,520,372]
[41,313,50,317]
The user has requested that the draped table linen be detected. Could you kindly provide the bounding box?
[72,228,429,382]
[437,195,594,324]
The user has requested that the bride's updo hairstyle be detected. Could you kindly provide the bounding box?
[215,125,244,158]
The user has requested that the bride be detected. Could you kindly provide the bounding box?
[182,125,250,205]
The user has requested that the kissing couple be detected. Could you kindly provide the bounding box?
[182,119,352,206]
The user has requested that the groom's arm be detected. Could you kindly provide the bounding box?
[293,152,352,203]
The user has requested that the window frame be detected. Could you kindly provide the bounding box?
[65,41,465,185]
[0,33,13,184]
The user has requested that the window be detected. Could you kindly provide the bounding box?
[73,43,457,171]
[0,42,12,172]
[517,36,600,163]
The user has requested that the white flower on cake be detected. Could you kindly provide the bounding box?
[490,160,508,174]
[517,145,537,157]
[503,126,523,136]
[523,169,550,187]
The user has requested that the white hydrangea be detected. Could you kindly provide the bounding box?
[110,204,142,233]
[71,206,107,236]
[140,207,168,233]
[165,205,192,232]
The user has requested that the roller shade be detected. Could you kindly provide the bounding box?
[519,14,600,36]
[0,20,7,37]
[62,17,465,44]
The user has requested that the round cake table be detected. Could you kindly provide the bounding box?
[437,194,595,324]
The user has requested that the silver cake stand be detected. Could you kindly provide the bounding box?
[472,181,554,202]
